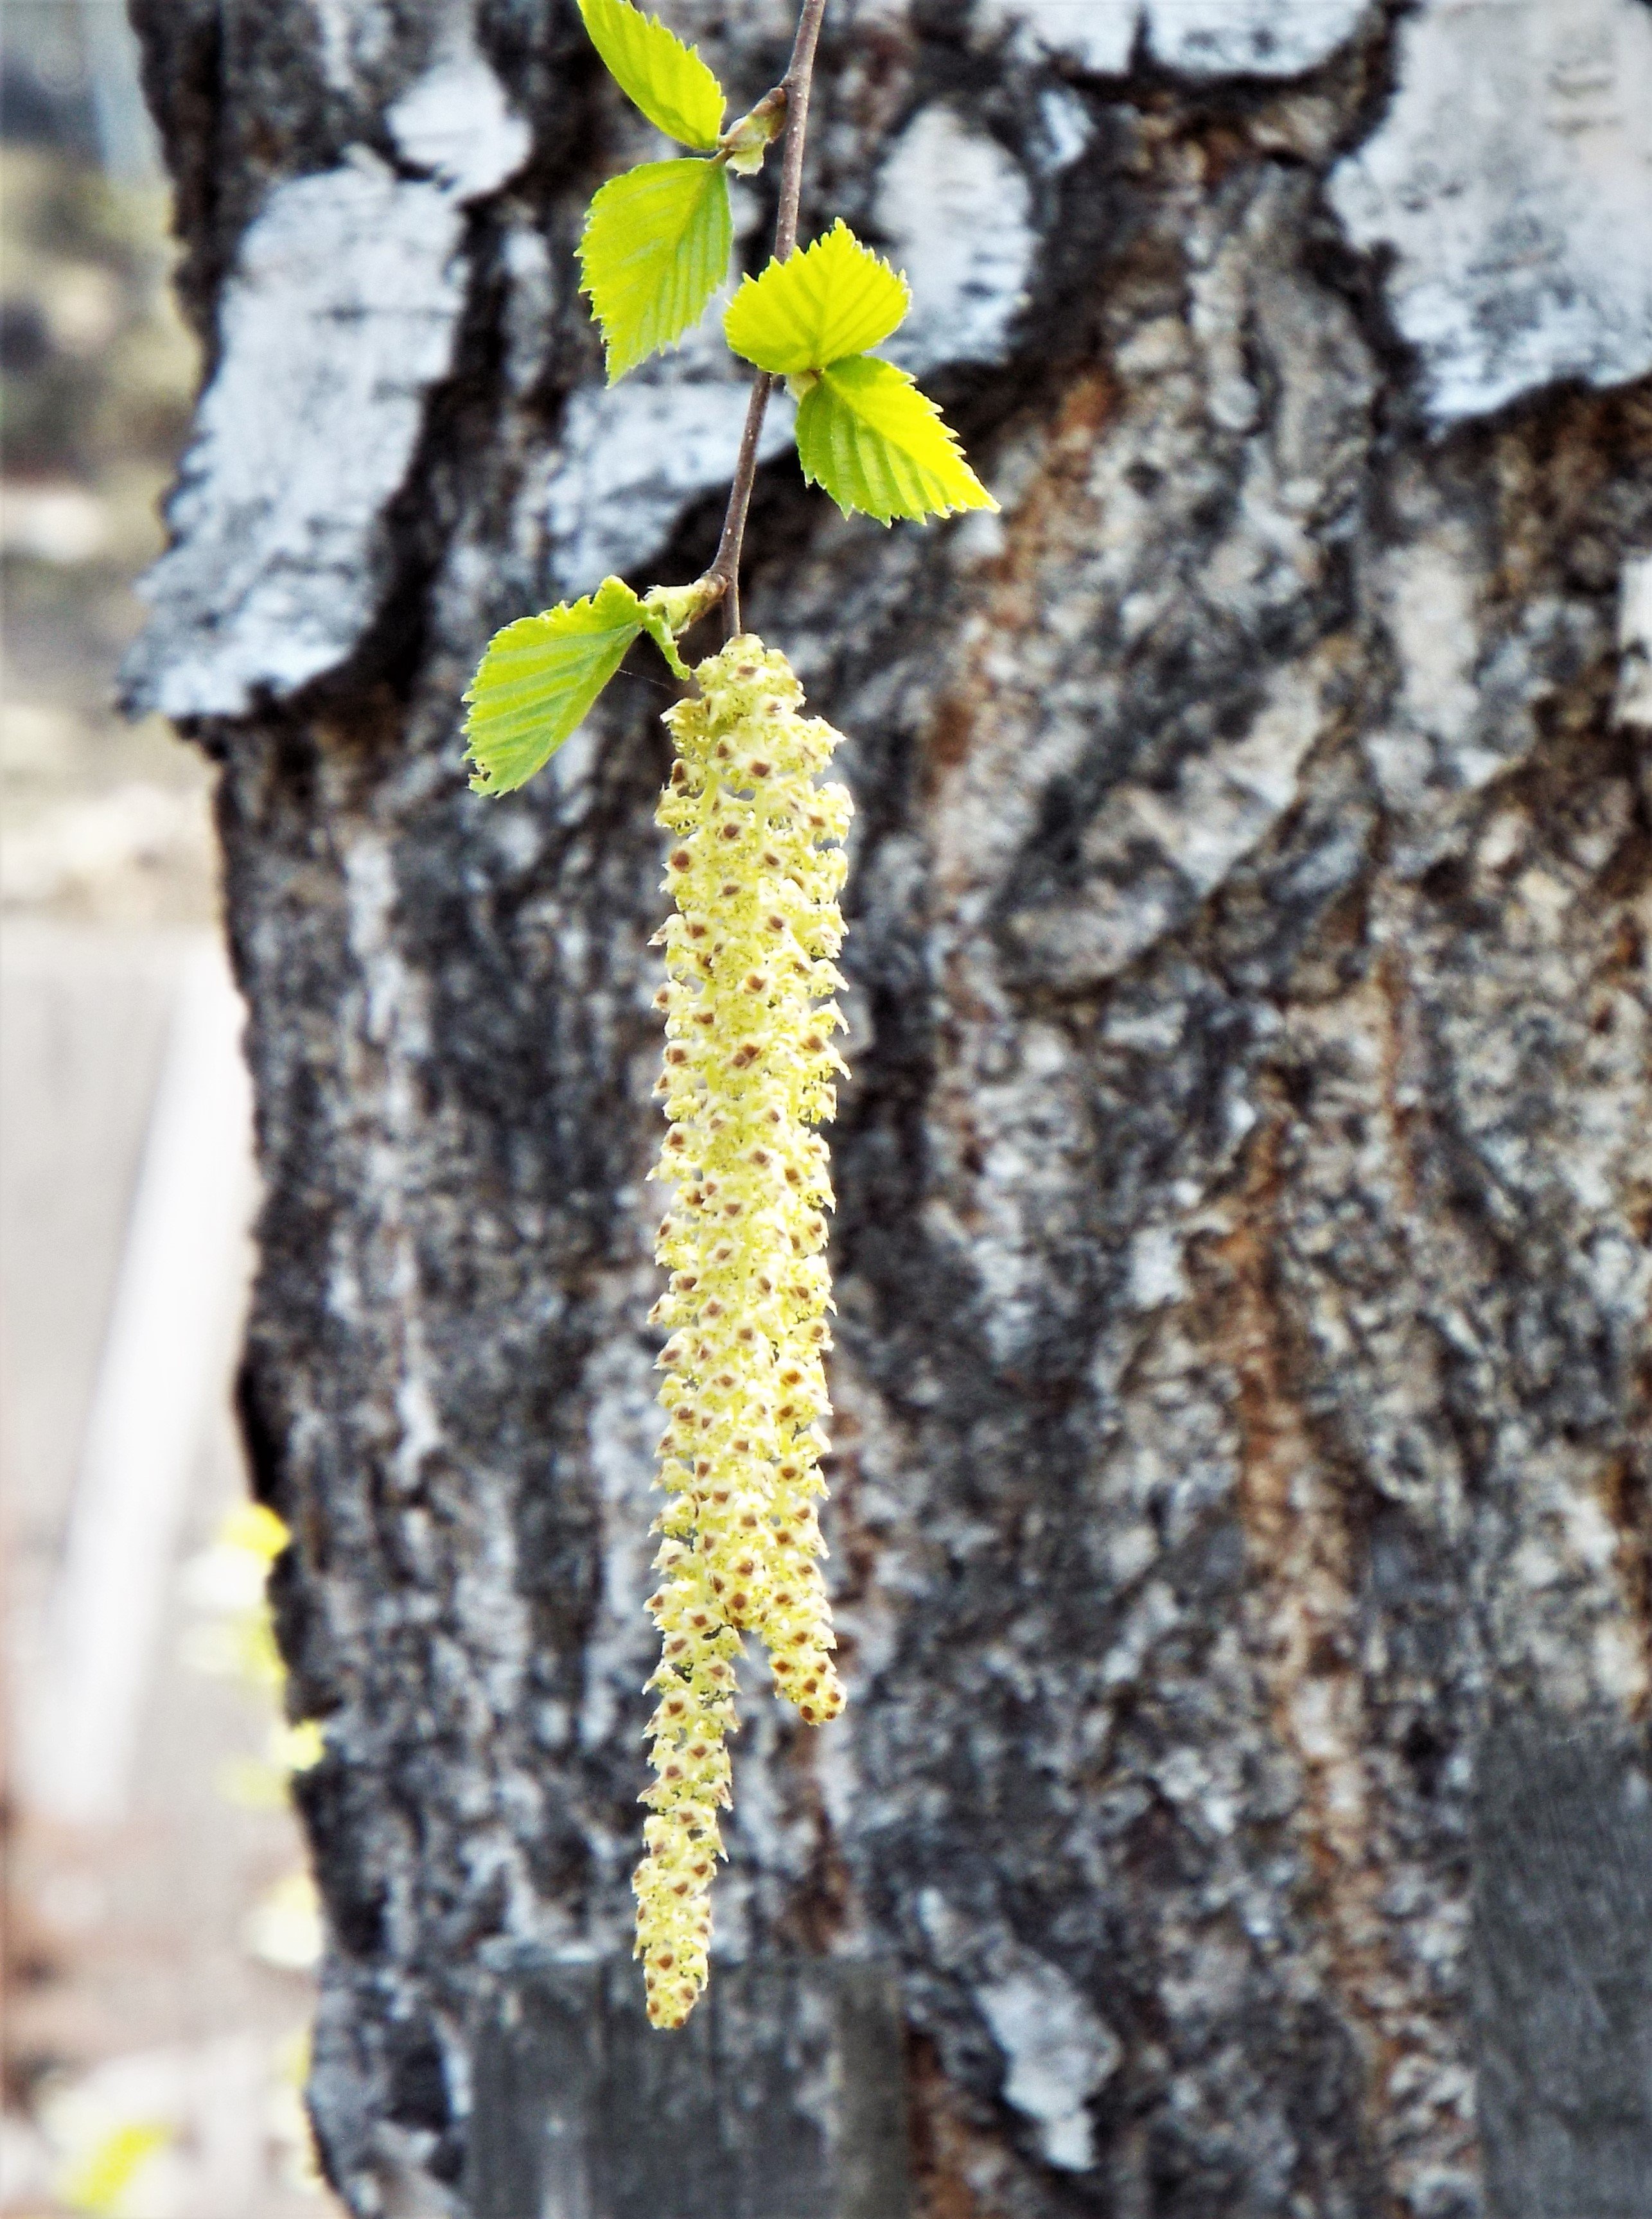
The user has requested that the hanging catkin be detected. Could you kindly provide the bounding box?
[633,635,852,2028]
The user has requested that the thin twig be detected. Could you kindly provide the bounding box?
[710,371,775,638]
[771,0,826,262]
[705,0,829,639]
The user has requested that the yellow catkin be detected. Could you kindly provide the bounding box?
[633,634,852,2028]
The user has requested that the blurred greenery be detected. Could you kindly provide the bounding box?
[2,144,193,487]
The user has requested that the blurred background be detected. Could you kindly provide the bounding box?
[2,4,328,2211]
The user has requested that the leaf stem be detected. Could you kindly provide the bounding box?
[702,0,829,639]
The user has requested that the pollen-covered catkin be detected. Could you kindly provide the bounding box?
[633,635,852,2029]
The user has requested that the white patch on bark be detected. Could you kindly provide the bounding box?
[1147,0,1370,75]
[981,0,1370,77]
[987,0,1137,73]
[1362,525,1485,800]
[127,160,466,717]
[1033,86,1094,173]
[918,1888,1120,2171]
[1152,1744,1239,1838]
[310,0,394,94]
[451,1471,536,1728]
[543,333,796,595]
[874,106,1035,369]
[340,829,457,1521]
[1127,1223,1188,1311]
[1005,647,1335,987]
[1359,461,1604,870]
[1615,552,1652,732]
[128,37,531,718]
[576,1337,664,1757]
[387,38,532,203]
[499,224,560,397]
[976,1969,1116,2170]
[1328,0,1652,426]
[924,1019,1094,1365]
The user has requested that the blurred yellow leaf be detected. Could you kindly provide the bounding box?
[58,2119,171,2216]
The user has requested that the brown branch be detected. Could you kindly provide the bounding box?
[701,0,829,640]
[770,0,826,262]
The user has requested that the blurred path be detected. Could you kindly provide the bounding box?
[15,929,253,1825]
[1,923,327,2216]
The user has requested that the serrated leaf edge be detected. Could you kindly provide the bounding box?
[464,581,644,796]
[577,157,734,383]
[722,220,911,378]
[795,355,997,526]
[577,0,726,150]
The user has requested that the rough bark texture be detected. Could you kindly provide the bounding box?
[127,2,1651,2215]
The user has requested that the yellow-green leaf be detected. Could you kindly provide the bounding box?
[795,354,997,525]
[723,220,911,376]
[579,158,732,381]
[577,0,725,150]
[464,579,646,795]
[637,590,692,678]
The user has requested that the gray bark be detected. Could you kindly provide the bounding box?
[125,1,1652,2214]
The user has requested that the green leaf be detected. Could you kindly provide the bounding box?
[795,355,997,525]
[638,592,692,678]
[642,580,716,651]
[577,0,725,150]
[464,579,646,795]
[579,158,732,381]
[723,221,911,376]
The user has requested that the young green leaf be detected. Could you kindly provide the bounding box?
[796,355,997,525]
[637,591,692,678]
[577,0,725,150]
[465,579,648,795]
[723,220,910,376]
[579,158,732,381]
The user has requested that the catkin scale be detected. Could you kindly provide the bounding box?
[633,636,851,2028]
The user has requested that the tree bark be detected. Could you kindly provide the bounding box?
[126,2,1651,2215]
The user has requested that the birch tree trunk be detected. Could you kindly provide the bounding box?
[126,2,1651,2215]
